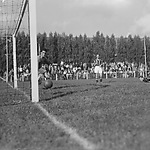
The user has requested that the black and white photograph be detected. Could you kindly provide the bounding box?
[0,0,150,150]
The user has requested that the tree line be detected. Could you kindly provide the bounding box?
[0,31,150,73]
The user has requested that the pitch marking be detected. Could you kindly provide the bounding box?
[0,77,99,150]
[35,103,99,150]
[0,76,14,88]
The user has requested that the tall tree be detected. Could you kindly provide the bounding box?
[126,34,135,63]
[117,36,127,62]
[52,32,59,63]
[133,35,143,65]
[109,34,117,62]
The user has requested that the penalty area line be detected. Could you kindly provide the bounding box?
[35,103,99,150]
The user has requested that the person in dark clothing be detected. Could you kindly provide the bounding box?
[38,49,50,82]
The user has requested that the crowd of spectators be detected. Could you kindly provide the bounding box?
[6,60,149,82]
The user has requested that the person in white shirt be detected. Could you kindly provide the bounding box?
[94,54,103,83]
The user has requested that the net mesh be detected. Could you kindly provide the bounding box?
[0,0,31,106]
[0,0,27,37]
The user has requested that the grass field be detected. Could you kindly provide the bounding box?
[0,78,150,150]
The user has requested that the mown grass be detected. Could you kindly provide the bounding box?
[0,78,150,150]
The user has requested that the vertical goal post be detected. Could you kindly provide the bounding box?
[28,0,39,102]
[143,36,147,78]
[5,34,9,83]
[12,34,18,88]
[13,0,39,102]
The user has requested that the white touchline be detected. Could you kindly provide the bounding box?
[0,77,99,150]
[35,103,99,150]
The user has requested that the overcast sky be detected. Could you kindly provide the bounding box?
[36,0,150,37]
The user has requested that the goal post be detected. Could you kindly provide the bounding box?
[13,0,39,102]
[5,35,9,83]
[28,0,39,102]
[12,34,17,89]
[143,36,147,78]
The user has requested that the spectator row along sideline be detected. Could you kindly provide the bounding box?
[5,61,149,82]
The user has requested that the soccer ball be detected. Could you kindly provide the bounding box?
[43,79,53,89]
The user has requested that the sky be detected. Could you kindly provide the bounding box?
[36,0,150,37]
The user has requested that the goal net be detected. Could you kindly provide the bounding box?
[0,0,39,106]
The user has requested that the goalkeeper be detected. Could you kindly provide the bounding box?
[38,48,50,83]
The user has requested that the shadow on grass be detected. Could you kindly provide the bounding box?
[0,83,110,106]
[40,84,110,102]
[52,82,109,89]
[107,80,117,83]
[52,84,79,89]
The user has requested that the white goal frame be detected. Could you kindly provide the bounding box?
[12,0,39,102]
